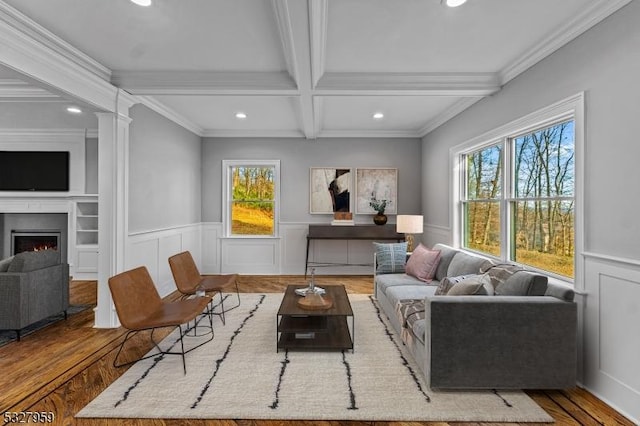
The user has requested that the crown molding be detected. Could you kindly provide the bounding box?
[499,0,633,84]
[309,0,328,88]
[271,0,298,84]
[137,95,204,136]
[418,97,483,137]
[201,128,305,138]
[315,72,501,96]
[0,2,111,81]
[111,71,298,95]
[0,128,86,142]
[0,78,60,100]
[316,129,421,139]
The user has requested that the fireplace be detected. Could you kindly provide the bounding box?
[11,230,62,262]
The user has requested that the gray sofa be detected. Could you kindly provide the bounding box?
[374,243,577,390]
[0,249,69,340]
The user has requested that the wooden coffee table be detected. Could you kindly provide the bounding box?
[276,284,354,352]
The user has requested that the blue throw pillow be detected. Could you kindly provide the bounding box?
[374,242,408,274]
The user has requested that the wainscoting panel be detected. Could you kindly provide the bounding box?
[584,254,640,424]
[280,223,308,275]
[201,223,222,274]
[127,223,202,297]
[220,238,280,274]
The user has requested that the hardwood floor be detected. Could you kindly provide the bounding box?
[0,276,634,426]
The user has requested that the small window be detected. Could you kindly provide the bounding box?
[223,160,280,237]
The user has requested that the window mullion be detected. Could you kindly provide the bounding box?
[502,137,511,263]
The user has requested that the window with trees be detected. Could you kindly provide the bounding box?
[461,119,576,279]
[223,160,280,237]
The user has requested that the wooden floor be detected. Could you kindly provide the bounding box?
[0,276,634,426]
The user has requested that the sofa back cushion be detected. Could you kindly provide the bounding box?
[446,251,490,277]
[545,282,575,301]
[374,242,408,274]
[7,249,59,273]
[495,270,548,296]
[433,244,459,281]
[0,256,14,272]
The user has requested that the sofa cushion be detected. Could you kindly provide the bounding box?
[7,249,59,273]
[0,256,14,272]
[495,270,548,296]
[405,244,441,282]
[447,274,493,295]
[385,285,436,309]
[376,273,426,295]
[433,244,460,281]
[434,274,476,295]
[447,251,491,277]
[374,242,408,274]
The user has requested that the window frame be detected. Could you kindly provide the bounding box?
[451,93,584,286]
[222,159,281,238]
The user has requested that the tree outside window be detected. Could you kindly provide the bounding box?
[224,160,279,237]
[461,119,575,278]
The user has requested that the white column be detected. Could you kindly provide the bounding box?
[94,92,136,328]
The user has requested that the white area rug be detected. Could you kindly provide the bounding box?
[77,293,552,422]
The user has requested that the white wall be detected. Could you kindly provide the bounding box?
[421,2,640,423]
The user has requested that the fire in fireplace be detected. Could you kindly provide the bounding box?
[11,230,62,260]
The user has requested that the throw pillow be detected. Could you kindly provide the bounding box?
[483,263,525,288]
[405,243,441,282]
[374,242,408,274]
[446,274,493,296]
[0,256,14,272]
[434,273,476,295]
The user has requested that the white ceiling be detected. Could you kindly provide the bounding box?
[0,0,630,138]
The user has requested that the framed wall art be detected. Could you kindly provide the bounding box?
[309,167,352,214]
[355,168,398,214]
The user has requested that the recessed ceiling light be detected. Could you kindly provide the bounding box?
[66,106,82,114]
[443,0,467,7]
[130,0,152,6]
[235,112,248,119]
[373,112,384,120]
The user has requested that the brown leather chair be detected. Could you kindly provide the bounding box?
[168,251,240,325]
[108,266,213,374]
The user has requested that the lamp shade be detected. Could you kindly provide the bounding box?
[396,215,423,234]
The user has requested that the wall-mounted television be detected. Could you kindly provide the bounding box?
[0,151,70,191]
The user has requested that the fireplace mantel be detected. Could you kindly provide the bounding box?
[0,194,97,213]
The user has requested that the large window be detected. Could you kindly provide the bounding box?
[223,160,280,237]
[460,117,577,280]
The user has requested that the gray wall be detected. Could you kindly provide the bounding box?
[202,137,422,223]
[128,104,202,233]
[422,1,640,259]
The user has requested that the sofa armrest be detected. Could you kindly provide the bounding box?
[425,295,577,389]
[0,273,31,329]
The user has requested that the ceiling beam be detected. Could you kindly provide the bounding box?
[315,72,501,96]
[111,71,298,96]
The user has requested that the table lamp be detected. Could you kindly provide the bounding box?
[396,215,423,252]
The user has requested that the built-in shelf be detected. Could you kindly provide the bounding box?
[73,198,98,278]
[76,201,98,246]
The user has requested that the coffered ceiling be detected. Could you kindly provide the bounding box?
[0,0,631,138]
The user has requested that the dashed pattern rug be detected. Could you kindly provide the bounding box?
[77,293,552,422]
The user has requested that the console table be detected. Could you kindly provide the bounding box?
[305,224,404,275]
